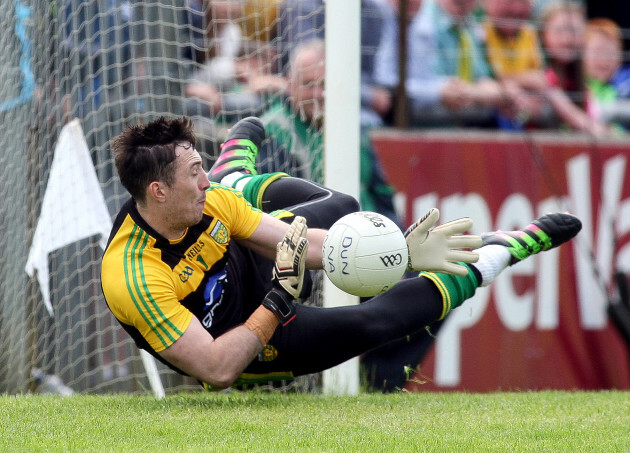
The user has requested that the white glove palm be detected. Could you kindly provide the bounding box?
[405,208,481,276]
[272,216,309,299]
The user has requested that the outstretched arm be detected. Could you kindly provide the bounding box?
[238,212,326,269]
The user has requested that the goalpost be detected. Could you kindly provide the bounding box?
[323,0,361,395]
[0,0,363,395]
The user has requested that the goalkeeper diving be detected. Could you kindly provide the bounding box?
[101,116,582,390]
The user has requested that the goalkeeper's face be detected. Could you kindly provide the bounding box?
[160,144,210,235]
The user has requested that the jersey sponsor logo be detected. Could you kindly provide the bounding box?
[201,269,227,329]
[210,220,228,245]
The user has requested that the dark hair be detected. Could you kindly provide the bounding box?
[111,116,196,203]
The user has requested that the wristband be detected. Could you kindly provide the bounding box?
[262,288,297,326]
[244,305,279,345]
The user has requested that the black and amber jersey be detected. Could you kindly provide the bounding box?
[101,183,263,354]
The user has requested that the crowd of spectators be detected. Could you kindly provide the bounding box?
[183,0,630,136]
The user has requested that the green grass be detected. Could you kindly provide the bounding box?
[1,391,628,452]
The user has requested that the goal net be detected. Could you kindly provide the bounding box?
[0,0,365,395]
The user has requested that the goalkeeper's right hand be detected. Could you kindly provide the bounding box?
[263,216,309,326]
[272,216,309,299]
[405,208,481,276]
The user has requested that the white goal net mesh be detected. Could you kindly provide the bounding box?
[0,0,369,395]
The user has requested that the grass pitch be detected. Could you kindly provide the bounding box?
[1,390,628,452]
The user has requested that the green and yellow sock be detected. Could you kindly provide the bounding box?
[241,172,287,209]
[420,264,481,320]
[219,171,288,209]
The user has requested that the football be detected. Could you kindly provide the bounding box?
[322,211,408,297]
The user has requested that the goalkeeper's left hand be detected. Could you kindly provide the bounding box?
[272,216,309,299]
[405,208,481,276]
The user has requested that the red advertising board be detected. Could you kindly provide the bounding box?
[371,129,630,391]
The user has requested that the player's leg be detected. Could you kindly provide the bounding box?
[261,177,359,229]
[207,116,286,207]
[241,269,476,377]
[238,211,582,380]
[208,116,358,228]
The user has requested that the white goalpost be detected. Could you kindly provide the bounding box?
[323,0,361,395]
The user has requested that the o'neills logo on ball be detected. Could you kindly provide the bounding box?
[360,212,388,228]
